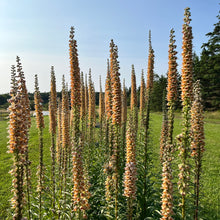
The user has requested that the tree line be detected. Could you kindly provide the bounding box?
[0,11,219,111]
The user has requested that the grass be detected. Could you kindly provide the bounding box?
[0,116,52,218]
[0,112,219,219]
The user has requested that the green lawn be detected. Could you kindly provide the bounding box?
[0,112,219,219]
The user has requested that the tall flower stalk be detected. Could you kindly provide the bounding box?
[8,59,30,219]
[160,94,168,163]
[61,76,70,204]
[80,72,86,141]
[88,69,95,143]
[146,31,154,95]
[110,40,122,219]
[16,57,32,219]
[69,26,90,218]
[104,59,114,218]
[190,80,205,220]
[177,8,193,220]
[105,59,113,155]
[140,70,146,126]
[160,28,178,220]
[56,98,62,172]
[72,139,91,219]
[49,66,57,215]
[99,76,105,144]
[130,65,138,136]
[84,74,89,141]
[167,29,178,145]
[34,74,45,220]
[121,79,127,165]
[124,115,137,220]
[142,30,154,216]
[160,96,173,220]
[69,26,81,140]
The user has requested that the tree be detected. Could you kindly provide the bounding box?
[196,11,220,110]
[151,74,167,111]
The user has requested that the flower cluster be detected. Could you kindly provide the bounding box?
[190,81,205,157]
[85,74,89,117]
[146,30,154,92]
[72,140,90,217]
[160,108,168,163]
[99,76,105,125]
[105,59,112,120]
[80,72,86,120]
[111,41,121,126]
[140,70,146,120]
[34,75,45,130]
[167,29,178,103]
[177,134,190,197]
[88,70,96,140]
[56,98,62,164]
[161,151,174,220]
[69,26,81,113]
[62,76,70,191]
[49,66,57,135]
[181,7,193,103]
[190,80,205,220]
[122,79,127,124]
[130,65,137,111]
[124,115,137,216]
[8,57,31,219]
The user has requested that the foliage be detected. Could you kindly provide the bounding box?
[1,113,220,219]
[193,11,220,110]
[151,74,167,111]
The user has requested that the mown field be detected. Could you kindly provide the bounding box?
[0,112,219,219]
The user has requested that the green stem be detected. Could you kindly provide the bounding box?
[39,128,43,220]
[127,198,133,220]
[194,150,201,220]
[51,134,56,217]
[143,92,150,216]
[182,196,185,220]
[25,150,31,220]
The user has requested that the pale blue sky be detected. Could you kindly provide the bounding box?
[0,0,219,93]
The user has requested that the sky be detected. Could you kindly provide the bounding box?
[0,0,219,93]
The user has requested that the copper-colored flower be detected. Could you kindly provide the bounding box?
[62,76,70,156]
[122,79,127,124]
[177,9,194,218]
[160,147,174,220]
[140,70,146,118]
[146,30,154,92]
[69,26,81,117]
[56,98,62,163]
[49,66,57,135]
[124,116,137,199]
[85,74,89,115]
[130,65,137,111]
[105,59,112,120]
[190,80,205,156]
[181,8,193,103]
[160,108,168,163]
[72,140,90,216]
[99,76,105,123]
[167,29,178,103]
[111,42,121,126]
[8,57,31,219]
[80,72,86,120]
[88,70,96,141]
[34,75,45,130]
